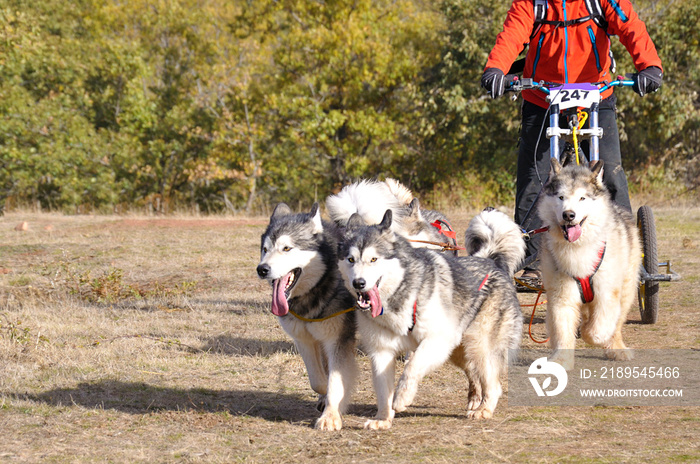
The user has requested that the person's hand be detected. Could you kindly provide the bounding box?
[632,66,662,97]
[481,68,505,99]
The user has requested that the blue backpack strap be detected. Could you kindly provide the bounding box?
[585,0,616,73]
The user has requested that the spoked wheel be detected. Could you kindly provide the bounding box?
[637,205,659,324]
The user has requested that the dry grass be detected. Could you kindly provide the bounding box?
[0,204,698,463]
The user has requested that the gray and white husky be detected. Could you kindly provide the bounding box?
[339,206,525,429]
[256,203,358,431]
[538,159,641,370]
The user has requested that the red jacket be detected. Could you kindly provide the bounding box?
[485,0,663,108]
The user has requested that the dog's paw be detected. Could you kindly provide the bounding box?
[315,411,342,431]
[392,380,416,413]
[364,419,393,430]
[392,403,407,414]
[392,395,409,413]
[467,393,482,411]
[606,348,633,362]
[467,407,493,420]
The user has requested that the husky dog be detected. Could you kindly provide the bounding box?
[256,203,358,431]
[327,179,458,251]
[338,206,524,429]
[326,179,413,227]
[538,159,641,370]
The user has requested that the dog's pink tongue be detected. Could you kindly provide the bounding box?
[368,286,382,318]
[271,274,291,316]
[565,224,582,242]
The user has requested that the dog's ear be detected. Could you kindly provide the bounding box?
[589,160,604,184]
[346,213,365,230]
[549,158,562,175]
[378,209,393,232]
[309,202,323,234]
[271,202,292,219]
[408,198,423,220]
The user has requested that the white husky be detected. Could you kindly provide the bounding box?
[327,179,459,252]
[538,159,642,369]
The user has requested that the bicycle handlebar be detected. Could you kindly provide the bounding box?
[505,76,635,94]
[598,79,635,92]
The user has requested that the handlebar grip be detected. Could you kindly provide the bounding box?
[504,74,520,90]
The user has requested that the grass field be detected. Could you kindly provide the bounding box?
[1,204,699,463]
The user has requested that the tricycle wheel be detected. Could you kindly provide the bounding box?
[637,205,659,324]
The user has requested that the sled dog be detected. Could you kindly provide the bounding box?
[327,179,458,251]
[339,206,524,429]
[256,203,357,430]
[538,159,641,369]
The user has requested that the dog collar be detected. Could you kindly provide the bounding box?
[522,226,549,241]
[574,243,606,304]
[288,306,356,322]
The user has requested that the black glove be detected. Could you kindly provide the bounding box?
[481,68,505,99]
[632,66,663,97]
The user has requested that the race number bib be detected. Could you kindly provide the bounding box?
[547,83,600,110]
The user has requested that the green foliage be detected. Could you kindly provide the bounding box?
[0,0,696,213]
[0,5,120,211]
[613,0,700,192]
[416,0,519,204]
[247,0,445,203]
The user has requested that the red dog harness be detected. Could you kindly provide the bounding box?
[408,219,465,253]
[430,220,457,241]
[573,243,606,304]
[408,274,490,332]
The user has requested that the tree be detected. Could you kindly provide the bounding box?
[250,0,444,206]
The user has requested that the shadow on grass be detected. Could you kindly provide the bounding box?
[23,380,321,424]
[22,380,465,424]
